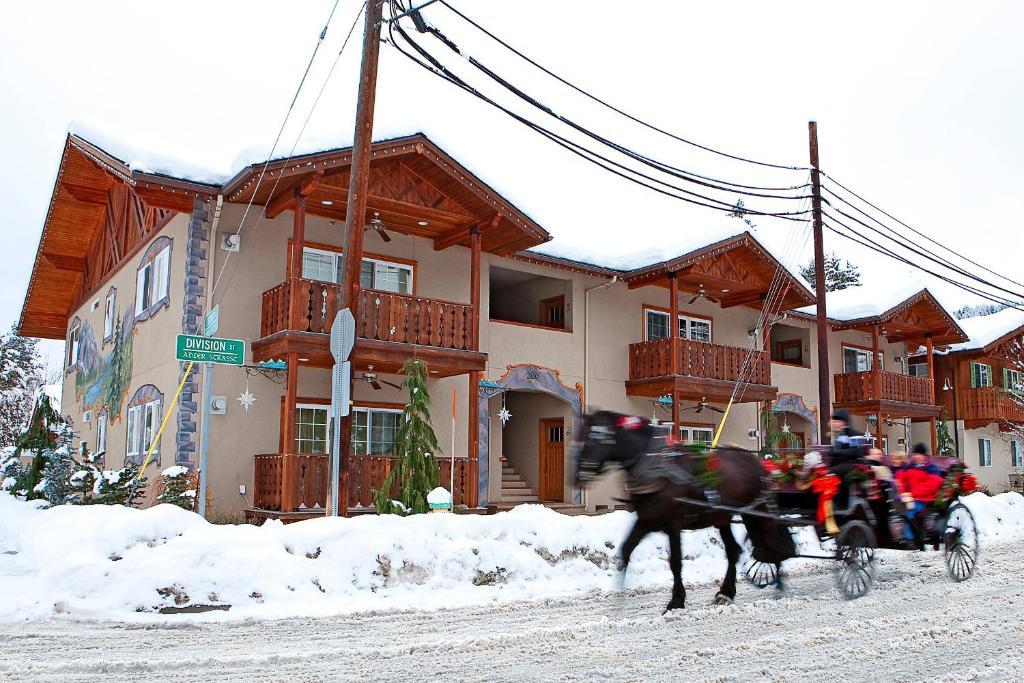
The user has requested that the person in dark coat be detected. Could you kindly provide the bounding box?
[829,409,867,477]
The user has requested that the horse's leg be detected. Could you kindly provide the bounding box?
[664,528,686,613]
[714,523,740,605]
[617,519,649,585]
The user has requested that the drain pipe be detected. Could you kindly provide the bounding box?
[582,275,618,510]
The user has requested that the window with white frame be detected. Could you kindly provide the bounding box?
[96,414,107,455]
[136,242,171,317]
[1004,368,1023,393]
[842,346,883,373]
[352,407,403,455]
[301,247,413,294]
[295,404,329,454]
[126,405,141,460]
[67,323,80,369]
[1011,440,1022,468]
[142,400,161,455]
[678,425,714,446]
[644,309,713,343]
[978,438,992,467]
[126,399,161,460]
[104,290,117,339]
[970,362,993,388]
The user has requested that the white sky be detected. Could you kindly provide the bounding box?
[3,1,1023,367]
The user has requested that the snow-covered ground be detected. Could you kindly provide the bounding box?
[2,492,1023,624]
[1,492,1023,680]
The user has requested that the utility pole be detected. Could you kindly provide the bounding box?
[808,121,832,446]
[336,0,384,516]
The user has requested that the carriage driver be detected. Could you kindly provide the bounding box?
[829,408,867,477]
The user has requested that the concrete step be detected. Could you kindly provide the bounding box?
[500,479,531,489]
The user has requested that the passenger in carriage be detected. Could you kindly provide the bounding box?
[865,447,896,548]
[896,444,945,543]
[828,409,867,510]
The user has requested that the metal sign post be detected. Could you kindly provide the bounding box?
[329,308,356,517]
[198,361,213,519]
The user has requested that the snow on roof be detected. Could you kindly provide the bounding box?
[948,307,1024,352]
[796,279,929,322]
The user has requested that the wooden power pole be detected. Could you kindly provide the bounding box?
[808,121,832,445]
[336,0,384,516]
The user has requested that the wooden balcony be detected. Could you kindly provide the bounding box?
[625,338,776,402]
[833,370,939,418]
[252,452,475,514]
[960,387,1024,428]
[254,279,486,376]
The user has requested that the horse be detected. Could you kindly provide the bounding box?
[575,410,796,613]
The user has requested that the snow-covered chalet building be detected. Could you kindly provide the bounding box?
[18,131,1021,520]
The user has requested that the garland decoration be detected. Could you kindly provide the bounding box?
[686,443,722,489]
[934,462,978,510]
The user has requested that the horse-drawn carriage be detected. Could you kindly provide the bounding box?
[575,410,981,612]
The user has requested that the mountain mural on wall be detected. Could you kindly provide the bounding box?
[74,306,135,421]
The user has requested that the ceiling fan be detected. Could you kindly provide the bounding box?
[688,283,719,305]
[364,211,393,242]
[681,398,725,415]
[360,365,402,391]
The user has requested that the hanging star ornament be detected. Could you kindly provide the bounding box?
[498,405,512,425]
[781,421,791,433]
[238,389,257,413]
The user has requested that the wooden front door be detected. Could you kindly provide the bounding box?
[539,417,565,501]
[540,295,566,329]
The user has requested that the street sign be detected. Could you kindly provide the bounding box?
[330,361,351,417]
[203,306,220,337]
[175,334,245,365]
[331,308,356,362]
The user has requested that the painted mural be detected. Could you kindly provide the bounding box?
[74,306,135,420]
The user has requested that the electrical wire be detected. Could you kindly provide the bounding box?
[417,20,811,202]
[822,171,1024,292]
[209,0,344,303]
[385,15,812,221]
[437,0,811,175]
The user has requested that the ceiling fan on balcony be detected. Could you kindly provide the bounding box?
[359,365,402,391]
[364,211,393,242]
[688,283,719,305]
[681,398,725,414]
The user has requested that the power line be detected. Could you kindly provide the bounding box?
[436,0,811,175]
[385,15,812,221]
[821,171,1024,292]
[416,20,811,202]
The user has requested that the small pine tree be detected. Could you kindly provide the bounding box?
[93,461,148,507]
[373,359,441,516]
[39,445,77,505]
[799,252,862,292]
[936,410,956,457]
[157,466,197,510]
[0,447,22,492]
[0,324,44,449]
[15,393,64,499]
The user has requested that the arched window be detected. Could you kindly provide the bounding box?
[126,384,164,463]
[66,316,82,370]
[135,236,172,322]
[103,286,117,342]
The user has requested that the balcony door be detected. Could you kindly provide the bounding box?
[540,295,566,329]
[539,417,565,501]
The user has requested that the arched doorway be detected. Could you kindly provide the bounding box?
[477,364,584,508]
[771,392,819,447]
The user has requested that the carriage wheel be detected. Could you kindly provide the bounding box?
[944,503,979,582]
[834,520,877,600]
[744,561,779,589]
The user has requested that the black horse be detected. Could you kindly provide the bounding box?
[575,410,795,612]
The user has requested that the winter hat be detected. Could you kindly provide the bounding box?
[912,443,929,456]
[831,408,850,424]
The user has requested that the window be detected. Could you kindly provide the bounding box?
[970,362,993,388]
[1004,368,1022,393]
[1012,440,1022,468]
[842,346,883,373]
[644,309,713,343]
[678,426,714,446]
[979,438,992,467]
[67,323,80,369]
[295,404,329,454]
[135,240,171,319]
[96,414,107,455]
[352,407,403,455]
[867,436,890,454]
[301,247,413,294]
[126,405,141,459]
[142,401,161,455]
[776,340,803,365]
[908,363,928,377]
[104,291,116,339]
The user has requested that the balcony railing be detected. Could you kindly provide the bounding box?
[253,452,474,512]
[960,387,1024,424]
[260,279,476,351]
[628,338,771,385]
[834,370,933,405]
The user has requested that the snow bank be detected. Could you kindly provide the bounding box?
[1,491,1022,623]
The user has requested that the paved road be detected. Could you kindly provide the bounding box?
[1,543,1021,682]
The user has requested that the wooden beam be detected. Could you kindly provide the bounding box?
[281,352,299,512]
[469,225,481,349]
[669,272,680,376]
[265,172,322,219]
[43,252,87,272]
[926,335,937,455]
[434,213,499,251]
[288,194,307,329]
[468,370,480,508]
[872,324,881,399]
[720,290,766,309]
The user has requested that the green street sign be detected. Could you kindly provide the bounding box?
[176,334,245,365]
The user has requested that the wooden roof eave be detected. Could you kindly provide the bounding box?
[829,289,968,346]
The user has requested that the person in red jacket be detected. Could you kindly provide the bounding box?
[896,446,944,543]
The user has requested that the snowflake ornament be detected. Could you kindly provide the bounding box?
[238,386,257,414]
[498,405,512,425]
